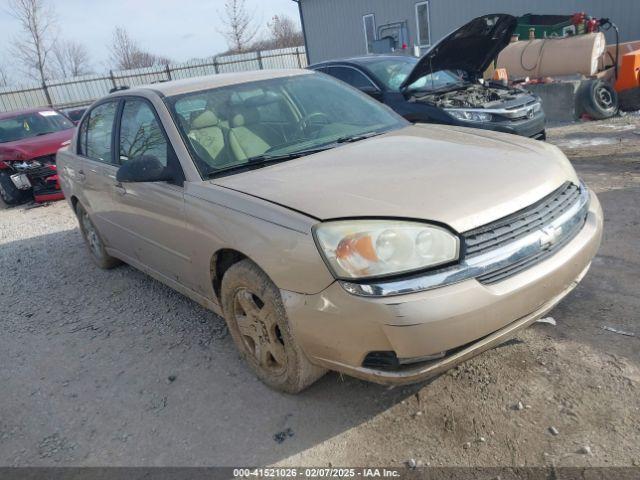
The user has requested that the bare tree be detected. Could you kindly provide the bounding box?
[109,27,137,70]
[218,0,260,53]
[52,39,92,77]
[0,65,9,86]
[8,0,57,84]
[266,15,303,49]
[109,26,171,70]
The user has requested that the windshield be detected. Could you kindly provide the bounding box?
[364,57,464,92]
[167,73,407,178]
[0,110,74,143]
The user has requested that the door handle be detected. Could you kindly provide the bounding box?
[77,169,86,182]
[113,182,127,196]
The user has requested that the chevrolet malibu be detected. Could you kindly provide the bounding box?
[57,70,603,393]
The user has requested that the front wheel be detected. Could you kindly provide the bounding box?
[221,259,326,393]
[76,203,121,269]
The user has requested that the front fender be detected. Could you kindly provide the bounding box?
[185,182,335,299]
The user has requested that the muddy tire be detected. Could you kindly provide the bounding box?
[0,171,30,205]
[75,203,121,269]
[578,79,619,120]
[221,259,326,393]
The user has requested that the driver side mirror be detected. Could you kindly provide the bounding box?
[359,85,383,100]
[116,155,173,183]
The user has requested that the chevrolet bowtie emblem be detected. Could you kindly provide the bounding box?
[540,225,562,250]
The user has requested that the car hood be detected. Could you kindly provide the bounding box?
[400,14,517,90]
[211,125,578,233]
[0,128,74,160]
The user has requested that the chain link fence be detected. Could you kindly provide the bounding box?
[0,46,307,113]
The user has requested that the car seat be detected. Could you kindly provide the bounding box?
[228,107,284,161]
[187,110,229,167]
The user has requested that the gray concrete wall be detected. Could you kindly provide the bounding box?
[299,0,640,64]
[526,82,583,123]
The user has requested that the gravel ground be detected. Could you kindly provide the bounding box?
[0,119,639,467]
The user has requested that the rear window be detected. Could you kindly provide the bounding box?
[0,111,73,143]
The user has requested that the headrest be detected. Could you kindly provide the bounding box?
[231,107,259,127]
[191,110,219,129]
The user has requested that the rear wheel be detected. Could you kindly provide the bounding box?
[221,259,326,393]
[0,171,30,205]
[75,203,121,269]
[578,79,619,120]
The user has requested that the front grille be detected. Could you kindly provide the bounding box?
[24,165,56,181]
[463,182,581,257]
[475,213,586,284]
[530,131,546,141]
[464,181,589,285]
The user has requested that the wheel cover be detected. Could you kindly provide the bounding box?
[232,288,287,375]
[596,86,615,111]
[81,212,102,258]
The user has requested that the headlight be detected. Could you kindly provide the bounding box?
[446,109,492,122]
[314,220,459,279]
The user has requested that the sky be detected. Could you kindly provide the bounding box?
[0,0,301,81]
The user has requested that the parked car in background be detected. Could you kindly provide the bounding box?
[0,108,74,204]
[61,107,88,125]
[58,69,601,393]
[310,14,546,140]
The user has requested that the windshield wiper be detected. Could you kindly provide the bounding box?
[207,132,389,179]
[334,131,386,143]
[206,145,336,179]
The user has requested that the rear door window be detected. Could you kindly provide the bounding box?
[326,66,374,90]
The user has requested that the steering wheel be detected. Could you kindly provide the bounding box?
[296,112,331,137]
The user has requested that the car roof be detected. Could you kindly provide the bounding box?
[311,55,416,67]
[109,69,313,99]
[0,107,57,120]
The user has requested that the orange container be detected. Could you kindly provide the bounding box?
[492,68,508,83]
[614,49,640,92]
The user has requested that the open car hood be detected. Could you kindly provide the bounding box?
[400,14,517,90]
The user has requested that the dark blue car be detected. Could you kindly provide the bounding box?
[310,14,546,140]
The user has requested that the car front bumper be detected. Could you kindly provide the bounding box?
[282,192,603,385]
[471,111,546,139]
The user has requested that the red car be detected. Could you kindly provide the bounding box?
[0,108,75,204]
